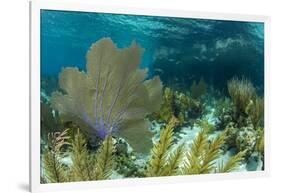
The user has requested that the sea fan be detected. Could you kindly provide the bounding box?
[51,38,163,152]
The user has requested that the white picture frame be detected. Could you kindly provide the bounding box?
[30,0,270,192]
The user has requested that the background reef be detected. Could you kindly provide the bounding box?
[40,10,264,183]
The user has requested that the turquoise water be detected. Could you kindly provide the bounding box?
[41,10,264,92]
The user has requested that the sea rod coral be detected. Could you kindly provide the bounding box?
[51,38,163,153]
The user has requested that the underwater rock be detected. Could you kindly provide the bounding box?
[188,98,203,118]
[113,137,146,178]
[51,38,163,153]
[224,122,239,150]
[246,152,263,171]
[236,126,257,158]
[115,138,129,155]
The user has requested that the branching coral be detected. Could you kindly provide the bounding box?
[190,77,207,100]
[215,78,264,161]
[227,77,256,116]
[246,97,264,129]
[94,135,114,180]
[69,131,114,181]
[255,127,264,168]
[42,129,70,183]
[146,116,182,177]
[42,129,114,183]
[146,117,245,177]
[217,150,246,173]
[182,130,226,174]
[151,87,175,123]
[69,129,95,181]
[196,119,215,134]
[182,128,246,174]
[51,38,163,153]
[150,87,189,125]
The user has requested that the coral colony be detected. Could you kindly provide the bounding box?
[51,38,162,153]
[40,11,264,183]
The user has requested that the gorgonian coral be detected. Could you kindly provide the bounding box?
[51,38,163,152]
[227,77,256,115]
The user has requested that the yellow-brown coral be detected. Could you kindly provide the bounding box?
[190,77,207,100]
[227,77,256,116]
[51,38,163,153]
[246,97,264,129]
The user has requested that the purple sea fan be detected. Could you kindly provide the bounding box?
[51,38,163,153]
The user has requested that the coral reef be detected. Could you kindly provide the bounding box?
[113,138,146,177]
[94,135,114,180]
[195,119,215,134]
[183,129,226,174]
[146,116,182,177]
[146,117,245,177]
[51,38,163,153]
[150,85,205,126]
[40,12,265,182]
[235,126,258,158]
[42,129,70,183]
[255,127,264,168]
[246,97,264,129]
[188,98,204,119]
[190,78,207,100]
[69,129,96,181]
[41,102,63,142]
[42,129,114,183]
[150,87,189,126]
[227,77,256,117]
[209,78,265,163]
[217,150,246,173]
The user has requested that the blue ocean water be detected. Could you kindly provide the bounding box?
[41,10,264,92]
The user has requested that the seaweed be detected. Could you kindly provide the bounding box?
[51,38,163,153]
